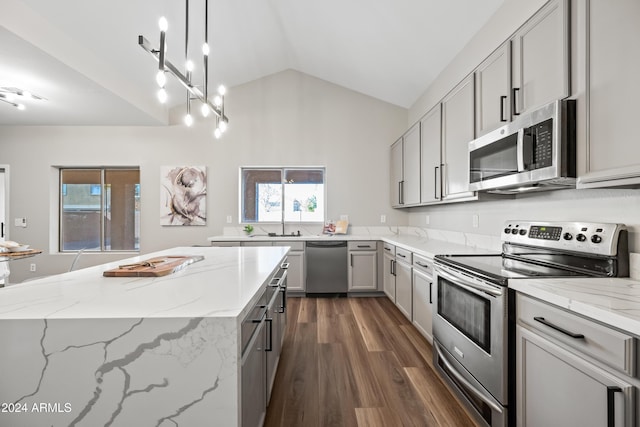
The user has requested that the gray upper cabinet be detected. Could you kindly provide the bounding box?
[420,104,442,204]
[578,0,640,188]
[475,0,569,138]
[511,0,570,116]
[475,42,511,136]
[402,123,421,206]
[390,137,403,207]
[442,74,475,200]
[390,123,421,207]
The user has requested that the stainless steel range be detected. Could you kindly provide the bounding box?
[432,221,629,427]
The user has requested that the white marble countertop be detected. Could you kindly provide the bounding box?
[208,232,497,259]
[510,277,640,337]
[0,246,288,320]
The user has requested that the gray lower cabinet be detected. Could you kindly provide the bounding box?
[394,248,412,320]
[382,243,396,302]
[411,255,435,343]
[273,242,305,292]
[347,241,378,292]
[516,294,637,427]
[241,315,266,427]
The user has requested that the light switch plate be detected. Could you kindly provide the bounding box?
[14,217,27,228]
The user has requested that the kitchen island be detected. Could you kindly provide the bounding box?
[0,246,288,427]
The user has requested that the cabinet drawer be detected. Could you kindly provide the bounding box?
[517,294,636,376]
[382,242,395,256]
[413,254,433,275]
[272,241,304,251]
[348,241,377,251]
[395,247,413,264]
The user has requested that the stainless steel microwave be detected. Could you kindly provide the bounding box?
[468,99,576,193]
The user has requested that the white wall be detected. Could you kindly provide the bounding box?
[0,69,407,282]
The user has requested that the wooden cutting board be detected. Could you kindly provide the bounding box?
[1,249,42,258]
[103,255,204,277]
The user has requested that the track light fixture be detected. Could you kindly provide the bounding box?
[0,87,45,111]
[138,0,229,137]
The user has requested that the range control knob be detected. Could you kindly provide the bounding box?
[504,228,511,234]
[591,234,603,244]
[563,233,573,241]
[519,229,527,236]
[576,233,587,242]
[511,229,519,234]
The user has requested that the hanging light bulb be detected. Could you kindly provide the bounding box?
[218,119,227,133]
[185,60,194,72]
[157,88,168,103]
[214,127,222,139]
[155,70,166,88]
[202,43,210,56]
[201,102,210,117]
[213,95,222,107]
[217,85,227,96]
[158,16,168,32]
[16,104,26,111]
[184,113,193,127]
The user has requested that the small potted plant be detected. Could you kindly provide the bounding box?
[243,224,254,235]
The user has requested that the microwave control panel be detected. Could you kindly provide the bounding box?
[524,118,553,170]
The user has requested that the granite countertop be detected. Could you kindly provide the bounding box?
[510,277,640,337]
[0,246,288,320]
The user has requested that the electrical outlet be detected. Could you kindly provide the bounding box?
[30,263,36,272]
[472,214,479,228]
[15,217,27,228]
[380,214,386,224]
[226,215,232,224]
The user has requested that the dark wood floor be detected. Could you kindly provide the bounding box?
[265,296,481,427]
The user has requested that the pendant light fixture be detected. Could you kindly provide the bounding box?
[0,87,45,111]
[138,0,229,138]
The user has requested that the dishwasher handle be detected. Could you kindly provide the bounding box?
[306,241,347,248]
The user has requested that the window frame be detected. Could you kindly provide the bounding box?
[239,166,327,224]
[58,167,140,253]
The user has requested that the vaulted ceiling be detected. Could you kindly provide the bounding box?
[0,0,504,126]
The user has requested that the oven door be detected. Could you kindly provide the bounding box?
[433,262,509,404]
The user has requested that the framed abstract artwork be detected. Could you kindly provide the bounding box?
[160,166,207,226]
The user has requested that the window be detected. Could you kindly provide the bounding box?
[60,168,140,252]
[241,167,325,223]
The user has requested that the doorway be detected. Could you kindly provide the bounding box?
[0,167,8,285]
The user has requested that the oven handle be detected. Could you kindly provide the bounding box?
[435,266,503,297]
[434,341,504,414]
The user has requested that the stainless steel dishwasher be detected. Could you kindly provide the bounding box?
[305,240,348,296]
